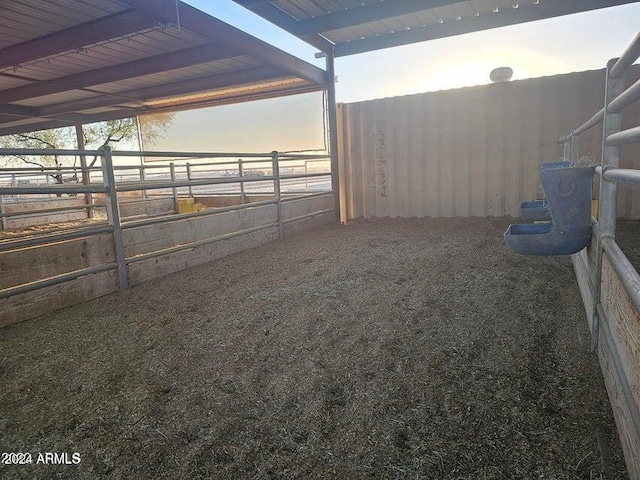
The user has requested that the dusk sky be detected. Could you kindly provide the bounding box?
[146,1,640,154]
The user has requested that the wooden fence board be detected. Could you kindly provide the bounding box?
[602,255,640,418]
[119,198,174,218]
[122,204,278,258]
[281,194,334,220]
[127,227,279,286]
[0,269,118,327]
[3,198,87,229]
[598,326,640,480]
[0,233,115,290]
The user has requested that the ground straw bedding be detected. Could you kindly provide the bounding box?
[0,218,630,479]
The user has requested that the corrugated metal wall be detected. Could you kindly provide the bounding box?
[337,67,640,220]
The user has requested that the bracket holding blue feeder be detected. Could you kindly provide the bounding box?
[518,161,573,221]
[519,200,551,221]
[505,165,593,256]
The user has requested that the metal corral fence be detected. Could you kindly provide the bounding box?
[560,32,640,478]
[0,152,331,226]
[0,148,335,325]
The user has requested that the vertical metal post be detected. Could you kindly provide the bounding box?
[305,161,309,190]
[238,158,246,204]
[186,162,193,197]
[325,50,341,219]
[100,146,128,290]
[46,173,52,199]
[11,174,17,201]
[136,115,147,202]
[272,151,284,239]
[138,165,147,200]
[75,122,93,218]
[563,138,570,159]
[570,132,580,162]
[170,162,178,212]
[139,165,147,200]
[0,193,6,231]
[592,59,625,351]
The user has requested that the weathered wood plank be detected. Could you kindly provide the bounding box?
[3,198,87,229]
[282,194,335,221]
[572,232,599,331]
[587,232,598,288]
[283,211,335,236]
[598,323,640,480]
[195,195,275,208]
[119,198,174,218]
[571,249,594,331]
[6,211,86,229]
[122,204,278,258]
[0,269,118,328]
[601,254,640,419]
[572,236,640,479]
[0,234,115,290]
[127,226,279,286]
[3,198,85,213]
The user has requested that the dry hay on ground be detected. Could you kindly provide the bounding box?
[0,217,631,479]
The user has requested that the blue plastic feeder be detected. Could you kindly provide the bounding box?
[505,165,593,255]
[518,161,572,221]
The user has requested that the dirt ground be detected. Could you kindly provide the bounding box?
[0,217,631,479]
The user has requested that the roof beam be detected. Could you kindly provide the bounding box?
[0,103,99,130]
[0,115,27,125]
[142,82,322,113]
[0,111,90,136]
[234,1,334,52]
[237,0,274,7]
[118,0,327,84]
[80,109,140,125]
[334,0,640,56]
[41,65,290,116]
[0,114,99,136]
[0,104,39,117]
[0,109,153,136]
[291,0,463,36]
[0,9,165,70]
[0,43,239,104]
[0,119,77,137]
[0,77,320,136]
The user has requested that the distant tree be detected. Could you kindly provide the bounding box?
[0,128,75,186]
[0,113,174,183]
[138,112,174,149]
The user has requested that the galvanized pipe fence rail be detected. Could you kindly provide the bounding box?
[0,147,334,303]
[0,152,331,215]
[560,31,640,478]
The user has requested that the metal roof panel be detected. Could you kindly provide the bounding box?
[235,0,639,56]
[0,0,127,48]
[17,90,101,108]
[0,0,326,136]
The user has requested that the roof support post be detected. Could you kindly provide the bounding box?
[0,190,6,231]
[74,122,93,219]
[325,50,340,221]
[100,146,128,290]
